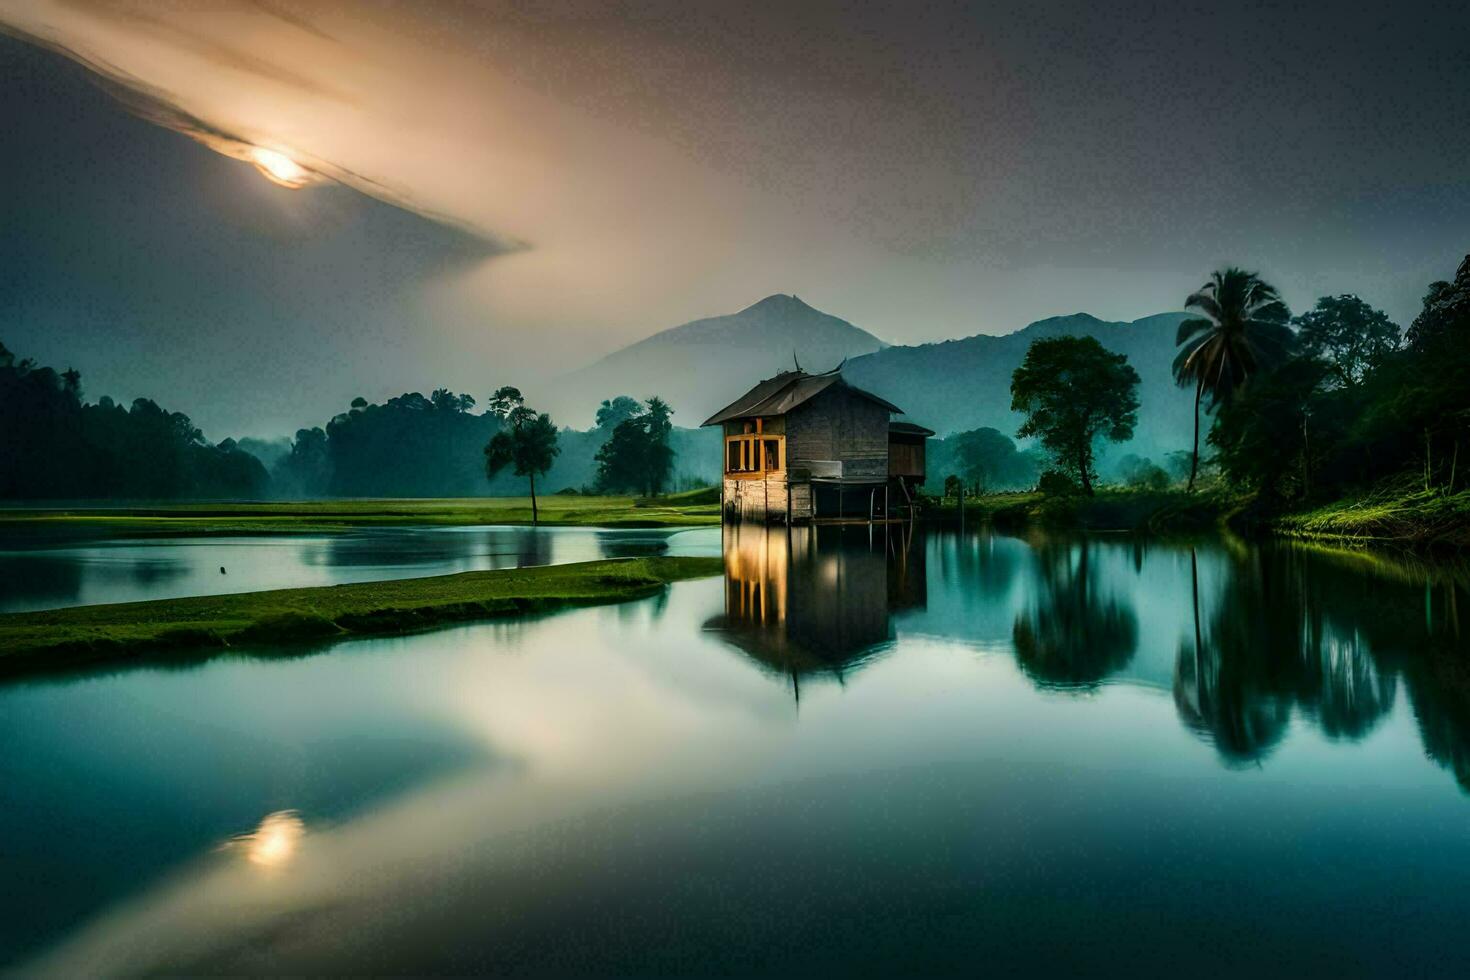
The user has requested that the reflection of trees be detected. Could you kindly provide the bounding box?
[1012,538,1137,691]
[1173,542,1466,775]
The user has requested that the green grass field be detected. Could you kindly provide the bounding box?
[0,555,723,675]
[1274,488,1470,548]
[0,490,721,536]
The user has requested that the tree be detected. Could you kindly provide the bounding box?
[594,416,652,493]
[1115,453,1170,490]
[275,427,332,497]
[643,396,675,496]
[1173,268,1295,491]
[0,341,269,500]
[592,396,677,496]
[1209,357,1330,500]
[595,396,642,431]
[483,385,560,523]
[326,389,491,496]
[1010,336,1140,496]
[1293,294,1400,389]
[945,426,1035,493]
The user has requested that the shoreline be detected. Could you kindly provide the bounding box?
[0,556,723,679]
[0,494,722,537]
[925,488,1470,552]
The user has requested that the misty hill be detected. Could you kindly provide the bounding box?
[842,312,1197,465]
[560,298,1198,470]
[548,294,886,428]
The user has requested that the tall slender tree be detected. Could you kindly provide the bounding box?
[483,386,560,523]
[1173,268,1295,491]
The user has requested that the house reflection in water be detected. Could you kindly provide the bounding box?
[707,523,927,699]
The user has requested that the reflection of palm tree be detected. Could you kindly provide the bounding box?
[1173,268,1295,491]
[1306,624,1396,740]
[1012,538,1137,690]
[1173,543,1398,766]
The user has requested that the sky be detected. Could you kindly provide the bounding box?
[1,0,1467,438]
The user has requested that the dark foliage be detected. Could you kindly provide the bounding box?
[928,426,1038,493]
[1293,294,1401,389]
[0,342,268,500]
[321,388,495,497]
[1210,254,1470,504]
[594,396,676,496]
[1011,336,1141,495]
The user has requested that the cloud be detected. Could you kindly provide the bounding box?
[3,0,1464,391]
[0,0,1006,365]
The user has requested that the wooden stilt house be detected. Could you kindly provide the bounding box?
[702,367,933,523]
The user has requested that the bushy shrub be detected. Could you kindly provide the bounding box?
[1037,469,1080,496]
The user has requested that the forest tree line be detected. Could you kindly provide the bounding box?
[0,342,711,501]
[932,251,1469,506]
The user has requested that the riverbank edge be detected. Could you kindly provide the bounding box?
[0,555,724,678]
[0,493,722,537]
[927,488,1470,550]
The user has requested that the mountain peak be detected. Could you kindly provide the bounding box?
[738,293,813,316]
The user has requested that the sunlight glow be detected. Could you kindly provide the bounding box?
[249,147,312,188]
[236,810,306,868]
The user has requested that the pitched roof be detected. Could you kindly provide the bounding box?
[888,421,936,437]
[700,371,904,426]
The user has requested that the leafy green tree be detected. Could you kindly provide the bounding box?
[595,416,651,493]
[1010,336,1140,496]
[1173,268,1295,491]
[483,385,560,523]
[1293,294,1400,388]
[592,396,676,496]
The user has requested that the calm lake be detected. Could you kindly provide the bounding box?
[2,523,1469,975]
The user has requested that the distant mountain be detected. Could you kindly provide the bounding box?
[547,294,886,428]
[843,312,1197,464]
[552,299,1199,475]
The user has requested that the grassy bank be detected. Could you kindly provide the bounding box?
[0,491,721,537]
[930,484,1470,549]
[0,555,722,676]
[1274,488,1470,549]
[929,488,1236,534]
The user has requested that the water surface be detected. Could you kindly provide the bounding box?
[2,524,1468,975]
[0,525,720,613]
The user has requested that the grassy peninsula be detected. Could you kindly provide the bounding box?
[0,555,722,676]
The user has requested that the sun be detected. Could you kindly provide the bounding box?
[249,146,312,188]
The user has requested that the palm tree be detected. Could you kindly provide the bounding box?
[1173,268,1295,491]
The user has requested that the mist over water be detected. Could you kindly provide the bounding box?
[2,524,1469,974]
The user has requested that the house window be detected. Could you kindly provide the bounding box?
[724,432,784,477]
